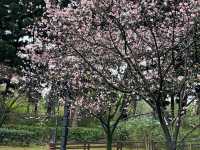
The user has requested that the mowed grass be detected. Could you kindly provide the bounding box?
[0,146,145,150]
[0,145,47,150]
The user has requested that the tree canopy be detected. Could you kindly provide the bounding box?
[0,0,45,67]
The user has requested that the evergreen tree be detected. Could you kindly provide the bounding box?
[0,0,45,67]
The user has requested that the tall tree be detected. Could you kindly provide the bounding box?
[0,0,46,122]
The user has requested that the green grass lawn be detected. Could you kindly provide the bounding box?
[0,145,144,150]
[0,145,47,150]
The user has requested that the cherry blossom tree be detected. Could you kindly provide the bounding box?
[77,91,133,150]
[62,1,200,150]
[23,0,200,150]
[20,46,80,150]
[71,68,135,150]
[21,6,85,148]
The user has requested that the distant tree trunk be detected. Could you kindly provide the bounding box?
[27,103,30,114]
[60,99,70,150]
[46,98,55,118]
[71,106,79,127]
[34,102,38,116]
[50,128,57,144]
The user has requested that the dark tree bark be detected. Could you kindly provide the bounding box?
[60,96,71,150]
[106,129,113,150]
[34,102,38,116]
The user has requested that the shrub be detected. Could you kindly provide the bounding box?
[7,113,50,126]
[77,118,100,128]
[2,125,104,143]
[0,128,35,145]
[68,127,103,141]
[3,124,53,144]
[114,126,129,140]
[115,117,163,141]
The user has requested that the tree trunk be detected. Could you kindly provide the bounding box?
[106,131,113,150]
[166,139,177,150]
[71,106,79,127]
[34,102,38,116]
[27,103,30,114]
[154,99,176,150]
[49,128,56,144]
[60,99,70,150]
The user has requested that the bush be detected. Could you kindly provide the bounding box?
[3,124,53,144]
[6,113,51,126]
[0,128,35,145]
[69,127,103,141]
[78,118,100,128]
[3,125,104,143]
[114,126,129,140]
[115,117,163,141]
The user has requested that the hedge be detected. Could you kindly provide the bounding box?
[2,125,52,144]
[0,126,103,145]
[0,128,35,145]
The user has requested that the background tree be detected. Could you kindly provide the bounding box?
[21,12,84,149]
[0,0,45,125]
[0,0,45,67]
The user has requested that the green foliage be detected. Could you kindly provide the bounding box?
[69,127,103,142]
[0,96,21,128]
[182,106,200,128]
[115,117,164,141]
[114,126,129,140]
[3,125,52,144]
[2,125,103,144]
[2,115,199,145]
[6,113,48,126]
[78,118,100,128]
[115,116,200,142]
[136,101,152,114]
[0,0,45,67]
[0,128,34,145]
